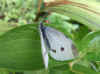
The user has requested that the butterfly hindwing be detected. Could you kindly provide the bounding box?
[39,24,49,69]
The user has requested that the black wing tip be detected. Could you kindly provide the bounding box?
[40,22,44,28]
[39,22,46,30]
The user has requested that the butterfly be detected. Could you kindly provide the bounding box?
[39,22,78,69]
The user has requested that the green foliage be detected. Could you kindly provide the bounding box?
[81,31,100,61]
[0,0,100,74]
[0,24,44,71]
[0,0,36,26]
[72,64,100,74]
[46,0,100,31]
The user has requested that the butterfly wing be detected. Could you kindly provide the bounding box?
[39,24,49,69]
[44,26,77,61]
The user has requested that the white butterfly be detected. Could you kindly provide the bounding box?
[39,22,78,69]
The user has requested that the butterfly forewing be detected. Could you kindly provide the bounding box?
[44,27,75,61]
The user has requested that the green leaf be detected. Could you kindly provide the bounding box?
[73,24,90,51]
[49,63,99,74]
[48,58,75,74]
[81,31,100,61]
[72,64,100,74]
[48,59,99,74]
[0,24,44,71]
[49,64,74,74]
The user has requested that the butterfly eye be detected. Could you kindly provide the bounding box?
[61,47,64,51]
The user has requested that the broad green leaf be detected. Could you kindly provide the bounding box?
[81,31,100,61]
[0,24,44,71]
